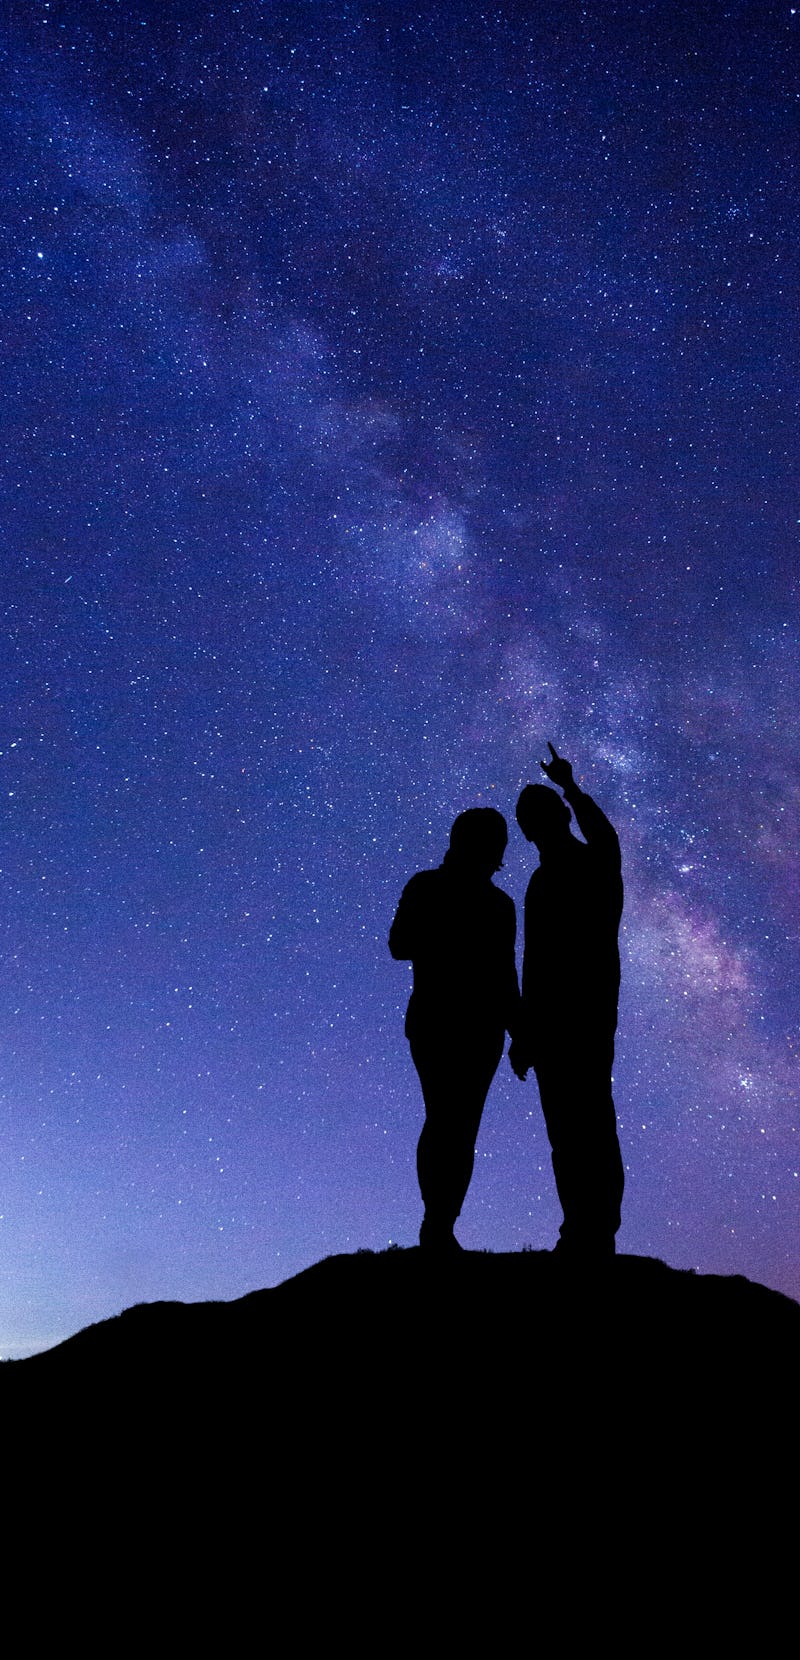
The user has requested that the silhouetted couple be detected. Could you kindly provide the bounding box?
[389,747,624,1261]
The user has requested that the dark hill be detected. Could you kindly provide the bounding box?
[5,1249,798,1633]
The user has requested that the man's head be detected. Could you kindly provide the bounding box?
[515,783,571,851]
[447,807,508,876]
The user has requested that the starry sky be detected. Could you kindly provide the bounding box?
[2,0,798,1356]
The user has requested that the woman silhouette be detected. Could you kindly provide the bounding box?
[389,808,521,1252]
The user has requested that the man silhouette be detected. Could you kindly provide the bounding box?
[389,808,520,1253]
[509,745,624,1259]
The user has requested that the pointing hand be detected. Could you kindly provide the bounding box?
[540,742,573,791]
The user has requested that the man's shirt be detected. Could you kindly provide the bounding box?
[522,790,622,1036]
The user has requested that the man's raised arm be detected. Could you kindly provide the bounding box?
[541,743,620,864]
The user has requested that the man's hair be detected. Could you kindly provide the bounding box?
[515,784,571,838]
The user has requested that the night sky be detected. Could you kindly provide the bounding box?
[2,1,798,1356]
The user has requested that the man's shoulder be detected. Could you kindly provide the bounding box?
[523,867,543,900]
[398,866,441,898]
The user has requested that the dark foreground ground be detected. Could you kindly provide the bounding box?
[4,1248,798,1634]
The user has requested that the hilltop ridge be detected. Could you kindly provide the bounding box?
[5,1248,797,1631]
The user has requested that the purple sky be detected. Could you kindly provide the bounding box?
[1,1,798,1355]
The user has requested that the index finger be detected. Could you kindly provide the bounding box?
[547,741,560,760]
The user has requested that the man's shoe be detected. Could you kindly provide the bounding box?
[552,1236,616,1265]
[419,1218,464,1254]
